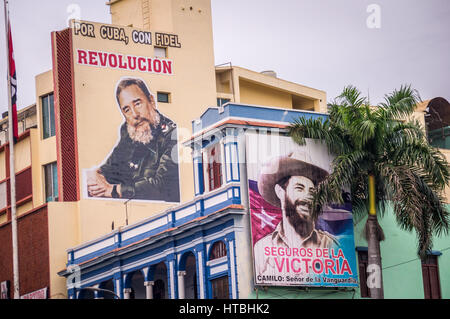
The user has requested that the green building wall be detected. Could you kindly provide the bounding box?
[429,127,450,150]
[248,203,450,299]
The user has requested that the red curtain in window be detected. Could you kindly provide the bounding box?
[207,146,222,191]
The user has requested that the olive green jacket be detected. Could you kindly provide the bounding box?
[100,113,180,202]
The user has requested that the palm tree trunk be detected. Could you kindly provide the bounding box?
[366,215,384,298]
[366,175,384,299]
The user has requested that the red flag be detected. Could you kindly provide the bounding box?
[249,185,282,245]
[7,20,18,142]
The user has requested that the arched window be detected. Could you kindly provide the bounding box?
[128,270,146,299]
[152,262,168,299]
[209,241,227,260]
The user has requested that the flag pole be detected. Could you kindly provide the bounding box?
[3,0,19,299]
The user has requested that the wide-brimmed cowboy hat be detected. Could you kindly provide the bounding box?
[257,150,329,207]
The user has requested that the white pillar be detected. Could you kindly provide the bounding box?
[144,281,154,299]
[177,271,186,299]
[93,284,101,299]
[123,288,132,299]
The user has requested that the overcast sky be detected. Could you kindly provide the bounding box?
[0,0,449,115]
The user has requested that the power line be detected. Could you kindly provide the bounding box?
[382,246,450,271]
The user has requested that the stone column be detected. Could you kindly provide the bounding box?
[177,271,187,299]
[144,281,154,299]
[123,288,132,299]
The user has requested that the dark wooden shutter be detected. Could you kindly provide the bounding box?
[213,161,222,189]
[357,250,370,298]
[211,276,229,299]
[421,255,441,299]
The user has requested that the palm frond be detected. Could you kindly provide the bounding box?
[336,85,367,108]
[377,84,421,120]
[288,116,351,155]
[387,139,450,189]
[377,162,450,257]
[309,150,369,219]
[384,120,426,146]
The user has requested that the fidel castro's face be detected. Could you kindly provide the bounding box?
[118,84,154,134]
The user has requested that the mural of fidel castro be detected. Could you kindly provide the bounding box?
[87,77,180,202]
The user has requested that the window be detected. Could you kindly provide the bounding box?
[422,254,441,299]
[154,46,167,58]
[357,248,370,298]
[157,92,170,103]
[44,162,58,202]
[42,93,55,139]
[0,182,6,211]
[206,145,222,191]
[217,98,230,107]
[211,276,229,299]
[0,280,10,299]
[209,241,227,260]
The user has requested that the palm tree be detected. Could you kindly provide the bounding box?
[288,85,450,299]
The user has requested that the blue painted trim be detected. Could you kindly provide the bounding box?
[72,244,118,266]
[225,143,231,183]
[224,142,240,182]
[428,250,442,256]
[230,238,239,299]
[71,223,239,299]
[178,249,196,271]
[192,103,329,134]
[68,182,242,266]
[123,268,146,288]
[193,156,204,195]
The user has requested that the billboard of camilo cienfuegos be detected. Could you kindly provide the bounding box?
[246,132,358,287]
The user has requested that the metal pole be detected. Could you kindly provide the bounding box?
[3,0,19,299]
[124,198,132,226]
[79,287,121,299]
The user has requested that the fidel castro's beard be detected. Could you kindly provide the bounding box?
[127,110,161,144]
[284,197,315,238]
[128,119,153,144]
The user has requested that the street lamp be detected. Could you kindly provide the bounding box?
[78,287,120,299]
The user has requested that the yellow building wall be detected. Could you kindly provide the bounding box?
[14,137,31,173]
[0,151,5,181]
[47,201,80,299]
[17,201,33,217]
[35,70,55,139]
[0,212,6,224]
[216,66,327,113]
[109,0,144,29]
[149,0,174,31]
[30,129,44,208]
[35,70,57,207]
[239,79,293,109]
[440,148,450,203]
